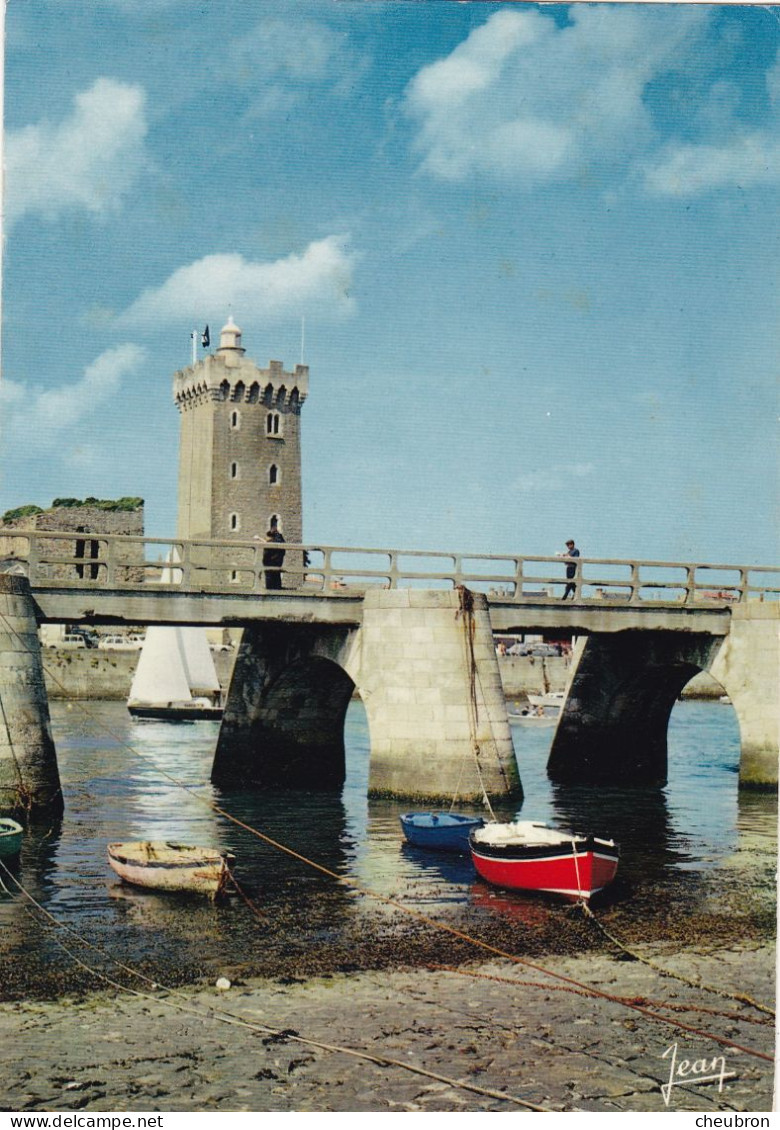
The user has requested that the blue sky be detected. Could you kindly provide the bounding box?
[1,1,777,566]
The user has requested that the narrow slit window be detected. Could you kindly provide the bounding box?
[269,464,279,485]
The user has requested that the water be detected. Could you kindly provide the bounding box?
[0,699,775,997]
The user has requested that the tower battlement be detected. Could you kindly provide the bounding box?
[173,355,309,410]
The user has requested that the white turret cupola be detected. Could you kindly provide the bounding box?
[217,316,245,357]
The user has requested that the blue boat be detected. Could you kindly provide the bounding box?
[0,818,23,859]
[400,811,484,853]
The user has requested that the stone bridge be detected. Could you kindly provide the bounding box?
[0,531,777,816]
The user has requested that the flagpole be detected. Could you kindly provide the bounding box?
[191,331,196,367]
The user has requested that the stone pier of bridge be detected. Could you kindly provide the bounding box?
[213,588,521,804]
[0,576,62,817]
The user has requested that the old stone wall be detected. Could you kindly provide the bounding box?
[40,649,235,701]
[497,655,570,698]
[0,504,144,582]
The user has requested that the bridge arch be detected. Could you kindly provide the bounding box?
[547,631,722,786]
[211,624,359,791]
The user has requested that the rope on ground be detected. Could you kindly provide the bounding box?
[425,964,774,1061]
[578,902,775,1018]
[426,963,774,1027]
[0,860,550,1112]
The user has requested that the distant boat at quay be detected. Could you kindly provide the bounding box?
[127,626,224,721]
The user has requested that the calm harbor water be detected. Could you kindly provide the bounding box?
[0,698,775,997]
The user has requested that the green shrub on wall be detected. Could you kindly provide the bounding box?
[1,504,44,521]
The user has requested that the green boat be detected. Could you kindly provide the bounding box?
[0,818,23,859]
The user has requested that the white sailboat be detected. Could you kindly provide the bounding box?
[128,627,224,721]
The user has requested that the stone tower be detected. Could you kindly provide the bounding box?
[173,317,308,543]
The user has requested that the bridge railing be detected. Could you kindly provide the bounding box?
[1,530,778,606]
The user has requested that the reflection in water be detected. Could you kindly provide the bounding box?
[0,697,773,995]
[468,882,560,928]
[549,784,683,882]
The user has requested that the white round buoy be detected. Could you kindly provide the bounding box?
[216,977,231,991]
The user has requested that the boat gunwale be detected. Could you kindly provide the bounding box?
[469,838,619,863]
[108,841,235,869]
[400,812,484,829]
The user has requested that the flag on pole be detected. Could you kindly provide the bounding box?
[201,325,210,349]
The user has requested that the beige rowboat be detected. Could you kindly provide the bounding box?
[107,841,235,898]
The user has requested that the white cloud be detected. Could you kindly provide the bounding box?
[5,78,148,227]
[221,17,368,117]
[1,344,146,453]
[117,236,359,327]
[404,5,778,195]
[515,463,594,493]
[643,133,780,196]
[230,18,348,83]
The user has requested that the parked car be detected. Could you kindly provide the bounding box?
[506,642,560,657]
[97,634,145,650]
[528,644,560,657]
[50,634,87,650]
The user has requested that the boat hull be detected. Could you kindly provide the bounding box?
[508,711,557,726]
[108,841,234,897]
[0,819,23,859]
[470,827,619,900]
[527,693,565,708]
[400,812,484,852]
[128,705,223,722]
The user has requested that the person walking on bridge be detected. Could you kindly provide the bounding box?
[560,539,580,600]
[262,526,286,590]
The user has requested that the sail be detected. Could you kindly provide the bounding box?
[178,628,220,694]
[129,551,220,707]
[129,626,192,704]
[160,546,183,586]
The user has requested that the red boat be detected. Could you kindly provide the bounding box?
[469,821,619,901]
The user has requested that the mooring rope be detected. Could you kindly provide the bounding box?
[455,585,501,819]
[425,963,774,1029]
[432,961,774,1063]
[578,902,775,1018]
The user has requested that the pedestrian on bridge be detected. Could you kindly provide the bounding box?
[262,527,286,590]
[560,539,580,600]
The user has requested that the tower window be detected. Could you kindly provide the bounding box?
[230,462,239,479]
[230,512,240,532]
[231,410,240,430]
[269,464,279,485]
[266,412,281,436]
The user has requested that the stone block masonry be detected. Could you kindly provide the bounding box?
[709,602,779,788]
[0,576,62,816]
[358,589,521,803]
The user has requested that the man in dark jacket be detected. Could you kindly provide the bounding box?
[262,527,286,590]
